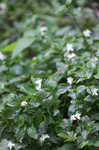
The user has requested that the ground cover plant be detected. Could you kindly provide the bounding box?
[0,0,99,150]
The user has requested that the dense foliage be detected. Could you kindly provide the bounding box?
[0,0,99,150]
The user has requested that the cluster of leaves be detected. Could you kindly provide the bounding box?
[0,0,99,150]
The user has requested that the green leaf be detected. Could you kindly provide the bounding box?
[58,131,77,142]
[77,85,86,95]
[58,133,68,139]
[94,141,99,147]
[15,127,25,141]
[3,42,17,52]
[12,37,34,57]
[57,85,69,96]
[80,141,89,148]
[27,126,38,140]
[56,62,67,74]
[57,143,76,150]
[66,0,72,5]
[94,71,99,79]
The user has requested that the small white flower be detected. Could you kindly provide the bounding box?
[40,26,48,35]
[70,112,81,121]
[91,88,98,96]
[0,3,7,11]
[40,134,50,143]
[21,101,27,106]
[40,26,48,32]
[67,77,73,85]
[53,109,60,116]
[32,57,37,60]
[35,79,42,91]
[71,114,76,121]
[66,43,73,52]
[0,52,5,61]
[8,141,15,150]
[83,29,91,37]
[67,53,76,59]
[75,113,81,120]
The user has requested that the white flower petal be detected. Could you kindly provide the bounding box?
[40,26,48,32]
[67,53,76,59]
[83,29,91,37]
[67,77,73,85]
[35,79,42,91]
[53,109,60,116]
[75,113,81,120]
[70,112,81,121]
[21,101,27,106]
[40,134,50,143]
[0,3,7,11]
[8,141,15,150]
[71,115,76,121]
[40,26,48,35]
[91,88,98,96]
[66,43,74,52]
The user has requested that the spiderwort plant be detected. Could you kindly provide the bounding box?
[0,0,99,150]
